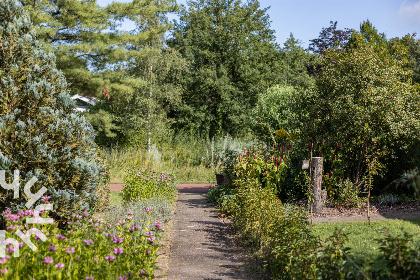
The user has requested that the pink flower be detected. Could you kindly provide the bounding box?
[113,236,124,244]
[140,270,146,275]
[105,255,116,261]
[65,247,75,254]
[55,263,65,269]
[128,211,133,215]
[147,237,155,242]
[83,239,94,246]
[1,268,7,275]
[146,207,152,212]
[86,277,94,280]
[113,247,123,255]
[94,258,99,262]
[44,256,53,264]
[145,231,154,237]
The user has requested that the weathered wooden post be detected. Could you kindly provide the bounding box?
[310,157,326,213]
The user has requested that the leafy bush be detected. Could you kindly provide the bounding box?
[0,0,107,222]
[121,166,177,202]
[376,230,420,280]
[234,145,289,194]
[0,207,163,279]
[334,178,365,208]
[206,184,238,216]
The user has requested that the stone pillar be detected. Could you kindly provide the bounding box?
[310,157,326,213]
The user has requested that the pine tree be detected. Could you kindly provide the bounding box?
[0,0,108,222]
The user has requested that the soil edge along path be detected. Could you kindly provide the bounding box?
[166,184,253,280]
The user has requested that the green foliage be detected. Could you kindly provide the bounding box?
[281,33,315,88]
[298,30,420,186]
[0,0,107,221]
[252,85,297,145]
[19,0,115,97]
[169,0,284,137]
[334,178,365,208]
[121,166,177,203]
[206,184,237,216]
[234,145,289,194]
[0,208,162,279]
[377,230,420,279]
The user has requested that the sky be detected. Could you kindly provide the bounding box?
[97,0,420,48]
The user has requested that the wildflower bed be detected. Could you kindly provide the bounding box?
[0,207,163,279]
[0,167,178,280]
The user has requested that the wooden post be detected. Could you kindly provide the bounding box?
[310,157,326,213]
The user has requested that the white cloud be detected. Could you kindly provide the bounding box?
[398,0,420,25]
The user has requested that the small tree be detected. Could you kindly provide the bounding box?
[0,0,108,222]
[300,31,420,185]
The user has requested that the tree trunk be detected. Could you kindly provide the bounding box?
[311,157,326,213]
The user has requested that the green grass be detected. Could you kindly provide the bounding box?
[109,191,122,206]
[312,219,420,271]
[101,135,254,183]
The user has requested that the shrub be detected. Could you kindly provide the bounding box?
[0,0,107,222]
[234,145,289,194]
[376,230,420,279]
[121,166,177,203]
[334,178,365,208]
[0,207,163,279]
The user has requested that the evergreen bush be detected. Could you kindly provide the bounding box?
[0,0,108,222]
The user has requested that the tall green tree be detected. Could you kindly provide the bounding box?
[298,32,420,184]
[168,0,284,138]
[87,0,186,148]
[0,0,108,220]
[19,0,115,97]
[281,33,314,88]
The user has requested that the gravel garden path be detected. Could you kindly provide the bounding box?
[166,184,256,280]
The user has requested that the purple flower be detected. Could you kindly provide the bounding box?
[86,277,94,280]
[65,247,75,254]
[1,268,7,275]
[147,237,155,242]
[43,256,53,264]
[113,247,123,255]
[145,231,154,237]
[119,276,127,280]
[6,246,14,253]
[0,257,7,264]
[105,255,116,261]
[56,234,65,240]
[55,263,65,269]
[83,239,94,246]
[154,221,162,229]
[84,211,89,217]
[48,243,57,251]
[146,207,152,212]
[94,258,99,262]
[113,236,124,244]
[140,270,146,275]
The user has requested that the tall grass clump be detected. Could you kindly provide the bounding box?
[102,134,255,183]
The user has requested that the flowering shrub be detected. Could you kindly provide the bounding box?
[0,206,163,279]
[234,144,289,194]
[122,166,177,203]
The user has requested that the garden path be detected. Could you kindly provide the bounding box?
[166,184,256,280]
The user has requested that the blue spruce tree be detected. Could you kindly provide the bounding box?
[0,0,109,222]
